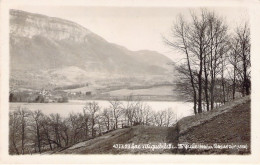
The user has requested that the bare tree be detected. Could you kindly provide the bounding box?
[102,108,113,131]
[40,116,53,150]
[164,15,198,114]
[68,113,83,144]
[164,10,211,113]
[29,110,44,153]
[123,95,136,126]
[164,9,234,113]
[9,111,20,155]
[153,111,166,127]
[84,101,100,137]
[109,98,123,129]
[17,108,30,154]
[9,95,183,155]
[228,36,240,100]
[236,23,251,96]
[133,101,144,124]
[164,108,176,127]
[49,113,63,148]
[81,109,90,140]
[60,120,70,146]
[142,104,152,125]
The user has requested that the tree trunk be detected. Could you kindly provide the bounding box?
[198,53,203,113]
[181,29,197,115]
[221,62,226,104]
[21,120,25,154]
[12,132,19,155]
[204,56,210,111]
[36,123,41,153]
[193,93,197,114]
[210,79,215,110]
[91,118,95,137]
[232,61,236,99]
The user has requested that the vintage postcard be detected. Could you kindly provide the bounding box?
[0,0,260,164]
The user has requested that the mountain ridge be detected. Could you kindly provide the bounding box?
[10,9,173,90]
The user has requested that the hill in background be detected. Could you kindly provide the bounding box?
[10,9,174,92]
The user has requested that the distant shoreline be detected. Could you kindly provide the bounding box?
[9,96,189,103]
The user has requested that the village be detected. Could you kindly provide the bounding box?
[9,88,92,103]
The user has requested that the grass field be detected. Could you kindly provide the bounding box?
[102,85,174,96]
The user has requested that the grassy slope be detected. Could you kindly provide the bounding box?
[177,97,250,154]
[55,96,250,154]
[178,102,250,154]
[57,126,177,154]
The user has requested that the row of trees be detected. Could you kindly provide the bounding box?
[164,9,250,114]
[9,97,177,155]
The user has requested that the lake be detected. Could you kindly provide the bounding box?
[9,100,194,120]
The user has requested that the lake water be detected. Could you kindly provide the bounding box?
[9,100,194,120]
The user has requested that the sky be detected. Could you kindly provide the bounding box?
[12,6,249,61]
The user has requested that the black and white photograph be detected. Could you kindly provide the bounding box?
[1,0,260,164]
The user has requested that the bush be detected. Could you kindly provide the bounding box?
[57,96,68,103]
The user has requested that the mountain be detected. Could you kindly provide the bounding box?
[9,9,173,90]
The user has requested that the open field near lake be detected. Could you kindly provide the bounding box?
[102,85,174,96]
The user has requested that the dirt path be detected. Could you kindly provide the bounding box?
[57,125,178,154]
